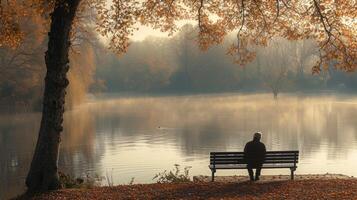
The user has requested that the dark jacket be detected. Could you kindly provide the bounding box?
[244,139,266,168]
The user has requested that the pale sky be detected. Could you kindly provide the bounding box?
[102,0,193,41]
[97,25,171,46]
[97,21,195,45]
[131,26,171,41]
[130,20,195,41]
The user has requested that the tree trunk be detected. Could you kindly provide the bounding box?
[26,0,81,192]
[273,90,278,99]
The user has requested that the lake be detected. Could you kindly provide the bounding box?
[1,93,357,199]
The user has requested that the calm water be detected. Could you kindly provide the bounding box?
[1,93,357,199]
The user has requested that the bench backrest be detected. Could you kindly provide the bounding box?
[210,151,299,167]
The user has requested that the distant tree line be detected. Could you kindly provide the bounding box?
[2,23,357,113]
[95,24,357,97]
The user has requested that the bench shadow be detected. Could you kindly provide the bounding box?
[152,180,290,199]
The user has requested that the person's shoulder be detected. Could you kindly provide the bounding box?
[244,141,253,148]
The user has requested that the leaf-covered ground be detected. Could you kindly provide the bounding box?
[21,179,357,200]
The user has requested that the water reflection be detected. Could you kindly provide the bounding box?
[1,93,357,199]
[0,113,39,199]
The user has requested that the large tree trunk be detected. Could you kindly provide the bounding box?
[26,0,81,192]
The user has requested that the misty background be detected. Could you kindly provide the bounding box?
[1,23,357,112]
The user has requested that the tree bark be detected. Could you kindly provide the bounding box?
[26,0,81,192]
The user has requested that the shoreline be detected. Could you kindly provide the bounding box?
[193,173,355,183]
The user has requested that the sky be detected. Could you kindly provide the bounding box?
[97,25,168,46]
[131,26,171,41]
[130,20,195,41]
[97,21,194,45]
[98,20,195,45]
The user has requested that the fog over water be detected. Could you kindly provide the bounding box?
[1,93,357,199]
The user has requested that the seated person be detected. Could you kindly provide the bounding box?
[244,132,266,181]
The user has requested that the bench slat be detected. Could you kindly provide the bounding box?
[210,153,298,157]
[210,161,297,164]
[209,159,298,163]
[211,151,298,155]
[211,157,298,160]
[209,164,297,169]
[211,155,298,159]
[211,161,298,164]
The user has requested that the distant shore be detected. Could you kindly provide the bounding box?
[17,174,357,200]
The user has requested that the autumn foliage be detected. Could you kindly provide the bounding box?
[1,0,356,72]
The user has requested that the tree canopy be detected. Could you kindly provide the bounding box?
[1,0,356,71]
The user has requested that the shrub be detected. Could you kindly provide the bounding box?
[153,164,192,183]
[58,171,102,189]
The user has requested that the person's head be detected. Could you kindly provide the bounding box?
[253,132,262,141]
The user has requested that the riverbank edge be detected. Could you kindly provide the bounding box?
[192,173,355,182]
[14,174,357,200]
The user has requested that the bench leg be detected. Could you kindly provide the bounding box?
[211,170,215,182]
[290,168,295,180]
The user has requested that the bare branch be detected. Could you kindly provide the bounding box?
[198,0,204,29]
[313,0,332,40]
[237,0,245,37]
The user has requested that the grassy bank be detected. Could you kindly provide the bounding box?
[18,179,357,200]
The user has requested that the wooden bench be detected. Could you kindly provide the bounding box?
[209,150,299,181]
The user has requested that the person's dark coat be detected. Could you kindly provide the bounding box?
[244,139,266,168]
